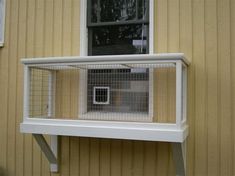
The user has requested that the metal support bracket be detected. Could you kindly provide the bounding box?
[33,134,58,172]
[172,142,186,176]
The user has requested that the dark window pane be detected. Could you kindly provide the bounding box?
[91,24,148,55]
[90,0,147,23]
[138,0,148,19]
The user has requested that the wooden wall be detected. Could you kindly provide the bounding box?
[0,0,234,176]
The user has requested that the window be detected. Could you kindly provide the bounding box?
[79,0,153,122]
[0,0,5,46]
[87,0,149,55]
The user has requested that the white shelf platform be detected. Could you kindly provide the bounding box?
[21,118,188,142]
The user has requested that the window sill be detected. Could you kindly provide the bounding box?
[0,42,4,47]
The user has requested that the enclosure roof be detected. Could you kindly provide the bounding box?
[21,53,190,66]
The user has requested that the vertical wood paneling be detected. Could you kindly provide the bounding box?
[143,142,156,176]
[153,68,176,123]
[7,0,18,175]
[71,0,80,55]
[15,0,27,175]
[155,0,174,175]
[122,141,133,176]
[110,140,122,176]
[79,138,90,176]
[33,1,46,175]
[60,136,70,176]
[168,0,180,52]
[44,0,53,57]
[100,139,111,176]
[42,2,54,176]
[232,1,235,175]
[179,0,194,175]
[217,0,232,175]
[0,0,10,174]
[69,3,80,176]
[205,0,219,175]
[70,136,79,176]
[155,0,167,52]
[89,138,99,176]
[61,0,73,173]
[53,0,62,56]
[24,0,35,175]
[0,0,235,176]
[133,141,144,176]
[230,1,235,175]
[193,0,207,175]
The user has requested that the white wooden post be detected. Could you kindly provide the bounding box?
[48,71,58,172]
[23,66,31,120]
[48,71,56,118]
[182,66,187,123]
[176,61,183,127]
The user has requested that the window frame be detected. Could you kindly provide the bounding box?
[79,0,154,121]
[0,0,6,47]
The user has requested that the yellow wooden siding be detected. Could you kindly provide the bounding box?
[153,68,176,123]
[0,0,234,176]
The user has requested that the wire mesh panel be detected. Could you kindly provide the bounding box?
[29,68,50,118]
[88,69,149,112]
[27,63,176,123]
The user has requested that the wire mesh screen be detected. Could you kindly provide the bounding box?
[29,68,50,118]
[87,68,149,111]
[27,63,176,122]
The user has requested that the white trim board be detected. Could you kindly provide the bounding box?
[21,119,188,142]
[0,0,6,46]
[21,53,190,66]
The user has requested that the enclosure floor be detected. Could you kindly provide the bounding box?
[79,111,151,122]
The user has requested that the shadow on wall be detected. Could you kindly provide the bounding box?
[0,167,6,176]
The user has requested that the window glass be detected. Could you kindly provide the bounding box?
[91,24,148,55]
[90,0,147,23]
[88,0,149,55]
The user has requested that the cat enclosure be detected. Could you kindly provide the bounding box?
[20,53,189,174]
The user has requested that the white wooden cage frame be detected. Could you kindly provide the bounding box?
[20,53,189,175]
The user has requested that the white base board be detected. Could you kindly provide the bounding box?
[21,119,188,142]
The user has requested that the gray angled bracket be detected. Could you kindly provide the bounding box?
[171,142,187,176]
[33,134,58,172]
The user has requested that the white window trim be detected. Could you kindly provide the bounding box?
[79,0,155,121]
[0,0,6,47]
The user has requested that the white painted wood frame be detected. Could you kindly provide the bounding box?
[0,0,6,47]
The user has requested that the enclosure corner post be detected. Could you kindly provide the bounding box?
[171,142,186,176]
[176,61,183,127]
[23,65,31,120]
